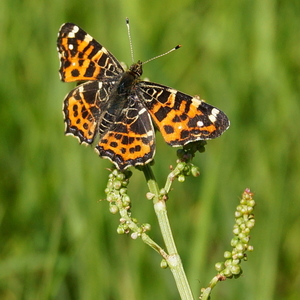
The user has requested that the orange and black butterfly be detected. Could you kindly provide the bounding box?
[57,23,229,170]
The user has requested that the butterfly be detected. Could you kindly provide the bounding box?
[57,23,230,170]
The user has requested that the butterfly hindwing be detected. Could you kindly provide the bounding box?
[63,80,115,144]
[95,95,155,170]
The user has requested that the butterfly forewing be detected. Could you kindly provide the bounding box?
[57,23,123,82]
[137,82,229,146]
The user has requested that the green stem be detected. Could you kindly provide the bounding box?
[142,165,194,300]
[164,164,184,194]
[200,274,226,300]
[114,191,167,256]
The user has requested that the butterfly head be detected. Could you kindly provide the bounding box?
[129,60,143,78]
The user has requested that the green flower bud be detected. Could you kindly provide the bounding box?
[176,162,186,171]
[191,166,200,177]
[215,262,225,271]
[142,223,151,232]
[231,265,241,275]
[224,251,232,259]
[131,232,139,239]
[160,259,168,269]
[117,226,125,234]
[109,205,118,214]
[113,180,122,190]
[236,243,245,252]
[178,174,185,182]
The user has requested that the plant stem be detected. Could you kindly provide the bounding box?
[142,165,194,300]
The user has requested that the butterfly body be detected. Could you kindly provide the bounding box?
[57,23,229,170]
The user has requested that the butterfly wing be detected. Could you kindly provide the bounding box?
[63,80,115,144]
[138,82,230,146]
[57,23,124,82]
[95,95,155,170]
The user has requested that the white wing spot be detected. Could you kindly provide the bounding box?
[84,34,93,43]
[147,130,154,137]
[211,108,220,117]
[78,85,85,93]
[68,32,75,38]
[197,121,204,127]
[68,44,74,50]
[72,25,80,33]
[192,97,203,107]
[209,114,217,123]
[167,87,178,94]
[209,108,220,123]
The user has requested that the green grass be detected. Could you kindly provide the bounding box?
[1,0,300,299]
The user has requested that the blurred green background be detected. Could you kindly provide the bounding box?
[1,0,299,299]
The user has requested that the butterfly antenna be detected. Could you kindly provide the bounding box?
[126,18,135,62]
[143,44,182,65]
